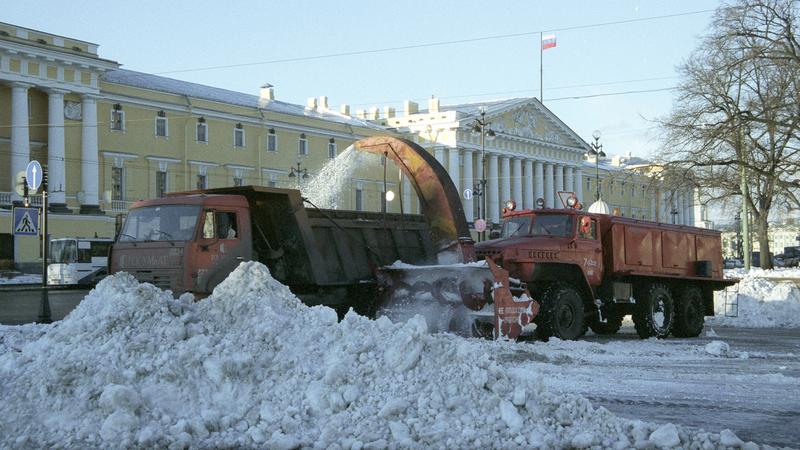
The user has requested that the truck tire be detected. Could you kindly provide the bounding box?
[633,283,674,339]
[588,313,623,335]
[672,286,704,338]
[537,284,586,340]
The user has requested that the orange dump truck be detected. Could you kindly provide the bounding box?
[475,203,735,340]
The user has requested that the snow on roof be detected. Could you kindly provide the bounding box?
[101,69,386,130]
[436,97,531,117]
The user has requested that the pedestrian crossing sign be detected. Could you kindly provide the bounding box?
[13,207,39,236]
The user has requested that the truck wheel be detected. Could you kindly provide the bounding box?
[672,286,704,338]
[588,313,623,335]
[538,284,586,340]
[633,283,674,339]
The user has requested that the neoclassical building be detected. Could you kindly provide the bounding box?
[1,21,699,270]
[375,97,693,226]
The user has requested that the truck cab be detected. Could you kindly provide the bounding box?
[477,208,603,291]
[110,194,251,296]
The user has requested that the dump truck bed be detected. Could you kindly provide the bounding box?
[600,215,728,282]
[186,186,436,288]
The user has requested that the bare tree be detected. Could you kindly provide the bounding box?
[660,0,800,268]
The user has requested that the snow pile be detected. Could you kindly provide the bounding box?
[712,270,800,328]
[1,262,760,448]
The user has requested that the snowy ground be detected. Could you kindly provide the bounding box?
[0,272,42,285]
[0,263,797,448]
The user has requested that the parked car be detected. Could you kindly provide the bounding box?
[724,258,744,269]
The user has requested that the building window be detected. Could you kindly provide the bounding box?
[298,133,308,155]
[196,122,208,143]
[234,124,245,147]
[156,170,167,198]
[233,176,243,186]
[267,129,277,152]
[196,174,207,190]
[155,113,168,138]
[355,188,363,211]
[110,109,125,132]
[112,167,124,200]
[328,141,337,159]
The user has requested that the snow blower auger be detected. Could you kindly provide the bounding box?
[353,136,538,339]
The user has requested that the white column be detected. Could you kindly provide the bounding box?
[488,154,499,224]
[80,95,100,213]
[534,161,544,206]
[511,158,522,205]
[447,147,460,196]
[47,89,68,208]
[565,166,575,198]
[544,163,554,208]
[402,176,412,214]
[554,164,564,208]
[523,159,534,209]
[575,168,584,204]
[650,195,657,222]
[434,147,446,166]
[500,156,511,206]
[462,149,474,220]
[10,83,32,201]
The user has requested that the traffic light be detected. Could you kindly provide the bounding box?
[42,168,48,191]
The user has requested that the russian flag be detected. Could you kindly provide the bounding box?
[541,34,557,50]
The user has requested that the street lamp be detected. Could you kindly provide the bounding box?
[288,158,309,188]
[586,129,606,201]
[470,108,496,241]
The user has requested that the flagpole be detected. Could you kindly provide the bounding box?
[540,31,543,104]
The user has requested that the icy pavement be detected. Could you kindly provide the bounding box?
[0,262,787,449]
[498,326,800,448]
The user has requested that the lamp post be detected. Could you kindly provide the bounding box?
[734,212,742,260]
[287,158,309,188]
[586,129,606,202]
[470,108,496,241]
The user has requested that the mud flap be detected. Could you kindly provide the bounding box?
[485,258,540,340]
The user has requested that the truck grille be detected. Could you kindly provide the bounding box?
[129,270,180,292]
[476,249,502,263]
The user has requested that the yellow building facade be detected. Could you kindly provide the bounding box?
[0,22,397,270]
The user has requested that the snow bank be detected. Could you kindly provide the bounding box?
[1,262,759,448]
[712,270,800,328]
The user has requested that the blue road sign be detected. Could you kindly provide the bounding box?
[13,207,39,236]
[26,160,42,192]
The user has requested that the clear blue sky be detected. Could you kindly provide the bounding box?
[4,0,722,157]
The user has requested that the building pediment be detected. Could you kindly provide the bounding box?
[469,98,589,151]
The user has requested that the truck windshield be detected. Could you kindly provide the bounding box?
[531,214,574,237]
[50,239,77,263]
[500,217,532,238]
[119,205,202,242]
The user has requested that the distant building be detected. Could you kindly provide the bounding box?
[721,223,800,258]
